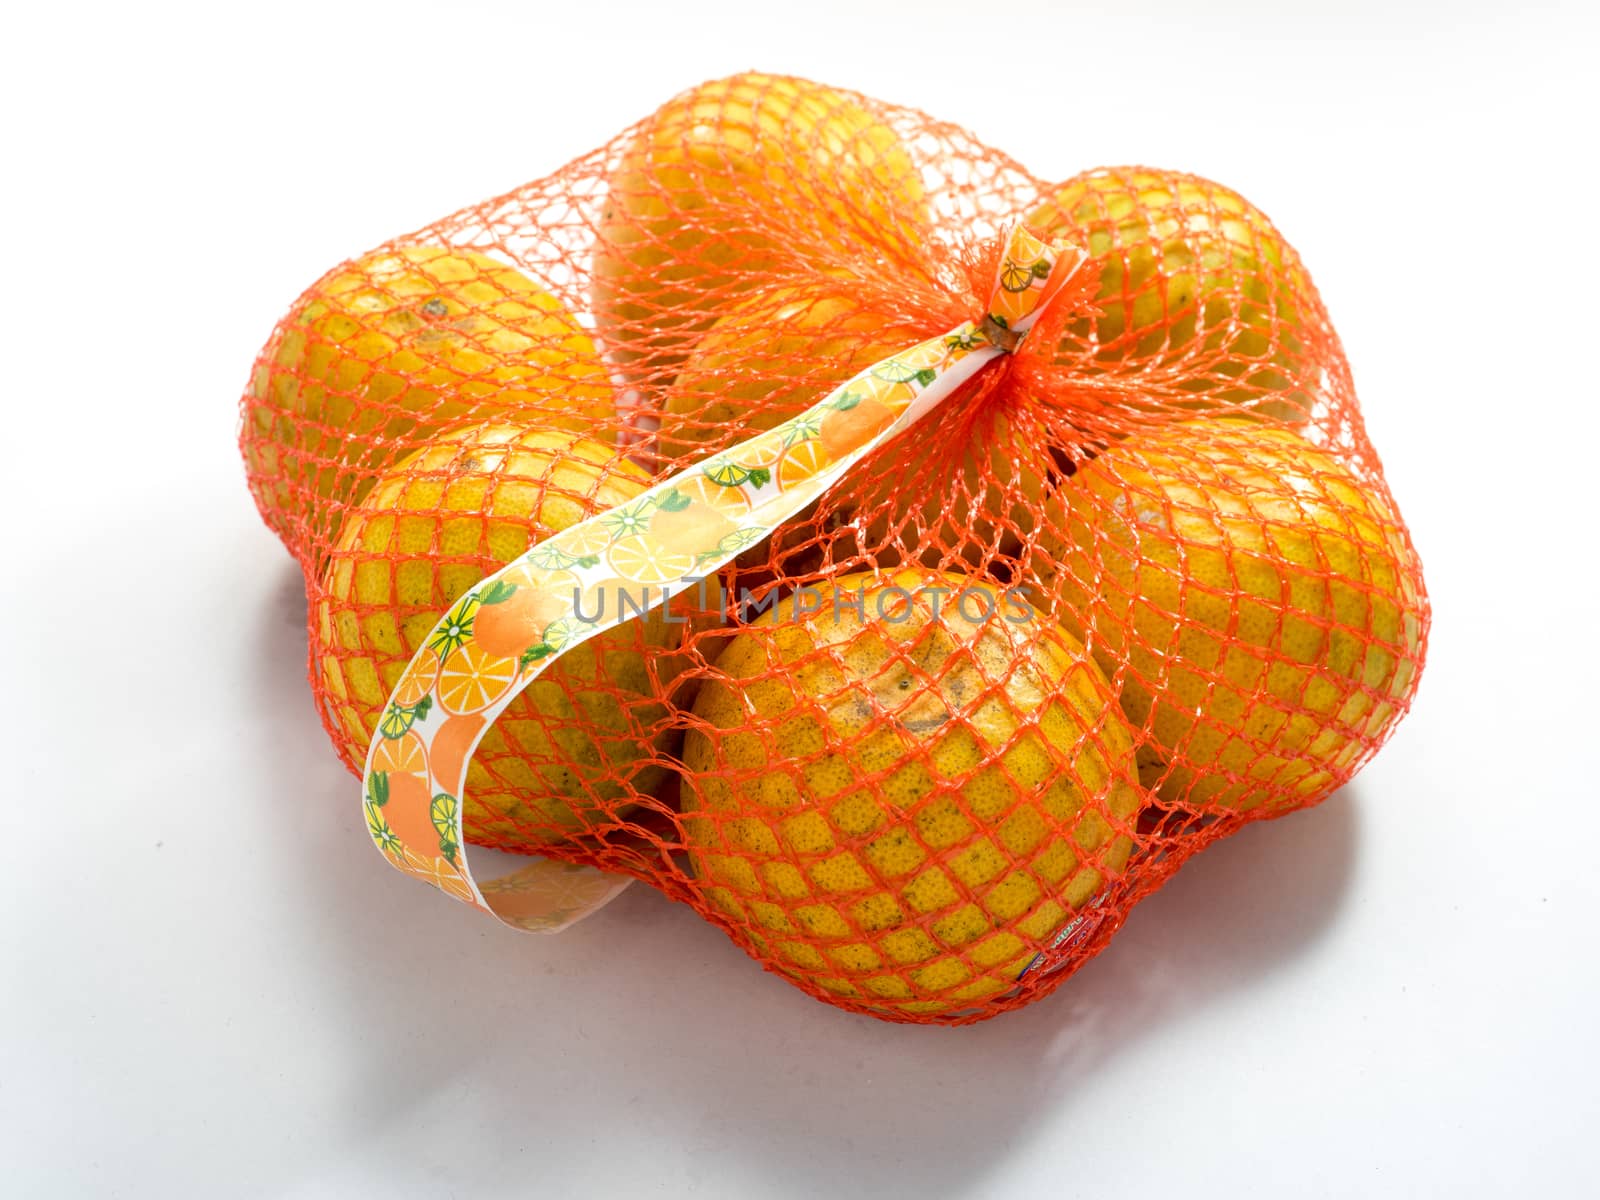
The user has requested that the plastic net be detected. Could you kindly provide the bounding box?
[240,72,1428,1024]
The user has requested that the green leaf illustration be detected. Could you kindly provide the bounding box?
[519,643,557,668]
[481,579,519,605]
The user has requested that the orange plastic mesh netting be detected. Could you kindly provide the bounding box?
[240,71,1428,1025]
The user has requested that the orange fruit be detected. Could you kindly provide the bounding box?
[818,396,895,459]
[593,72,929,387]
[389,648,439,709]
[368,770,442,859]
[1035,418,1426,812]
[776,439,830,491]
[370,729,428,777]
[244,246,616,556]
[663,283,1054,565]
[648,490,736,559]
[429,712,488,794]
[316,421,702,849]
[668,471,754,518]
[1025,168,1316,424]
[683,568,1139,1019]
[655,284,910,464]
[471,582,572,660]
[435,641,519,715]
[606,535,697,585]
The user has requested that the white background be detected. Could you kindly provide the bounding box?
[3,2,1595,1196]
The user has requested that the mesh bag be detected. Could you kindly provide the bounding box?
[240,72,1429,1024]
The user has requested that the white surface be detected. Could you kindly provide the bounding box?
[3,2,1596,1196]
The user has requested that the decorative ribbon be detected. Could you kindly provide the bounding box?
[360,224,1083,932]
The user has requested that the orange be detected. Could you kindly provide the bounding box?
[647,489,736,559]
[667,471,753,518]
[776,439,830,491]
[655,284,910,464]
[606,535,697,585]
[367,770,442,860]
[316,421,703,849]
[244,246,615,555]
[389,648,438,709]
[683,568,1139,1018]
[1026,168,1315,424]
[472,583,572,660]
[593,72,929,387]
[1035,418,1426,812]
[818,396,895,459]
[429,712,488,795]
[370,729,428,778]
[663,283,1055,565]
[435,641,519,715]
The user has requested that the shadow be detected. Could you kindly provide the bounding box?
[241,557,1360,1198]
[1043,790,1361,1045]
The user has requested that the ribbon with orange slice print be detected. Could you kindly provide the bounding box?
[361,224,1087,931]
